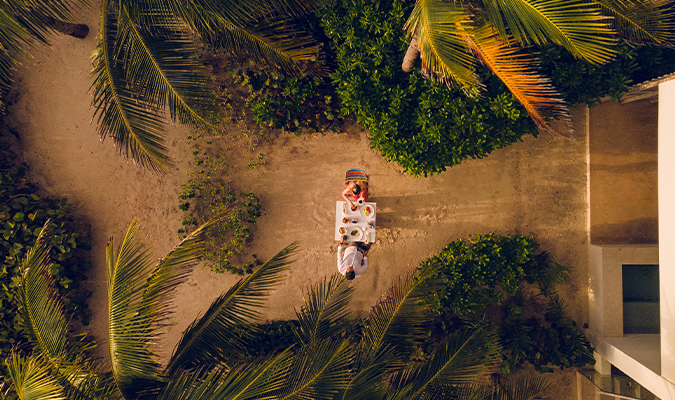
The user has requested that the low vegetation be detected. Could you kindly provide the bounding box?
[0,141,90,363]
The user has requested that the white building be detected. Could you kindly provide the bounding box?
[580,73,675,400]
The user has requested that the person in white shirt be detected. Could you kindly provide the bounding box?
[337,235,370,280]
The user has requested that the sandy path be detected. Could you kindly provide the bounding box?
[5,2,589,398]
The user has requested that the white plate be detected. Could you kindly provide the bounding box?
[348,227,363,241]
[360,205,375,219]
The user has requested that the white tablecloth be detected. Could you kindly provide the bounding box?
[335,201,376,242]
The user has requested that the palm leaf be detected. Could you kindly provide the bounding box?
[388,329,499,400]
[361,266,436,362]
[158,350,295,400]
[15,223,113,400]
[165,243,297,374]
[404,0,481,95]
[91,0,169,172]
[5,353,65,400]
[594,0,675,44]
[107,214,230,398]
[8,0,86,45]
[115,6,219,130]
[197,16,322,76]
[489,376,551,400]
[0,4,34,53]
[106,218,165,398]
[160,0,324,29]
[136,211,231,331]
[272,339,353,400]
[467,27,571,136]
[16,224,68,362]
[294,274,354,346]
[480,0,616,64]
[337,267,437,400]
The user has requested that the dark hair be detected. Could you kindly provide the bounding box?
[346,270,356,280]
[351,184,361,195]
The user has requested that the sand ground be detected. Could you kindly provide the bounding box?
[5,2,590,398]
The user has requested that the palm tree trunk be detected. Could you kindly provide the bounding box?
[401,34,419,72]
[45,17,89,39]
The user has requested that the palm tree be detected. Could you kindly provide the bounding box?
[0,0,89,113]
[3,219,552,399]
[91,0,324,172]
[401,0,674,135]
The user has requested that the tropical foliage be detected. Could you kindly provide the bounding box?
[402,0,675,134]
[0,143,90,369]
[418,233,595,373]
[538,42,675,107]
[91,0,324,172]
[178,151,261,274]
[321,0,538,176]
[0,0,88,113]
[3,219,553,399]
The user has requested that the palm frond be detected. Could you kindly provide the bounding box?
[361,266,437,363]
[5,353,65,400]
[336,346,393,400]
[165,243,297,374]
[165,0,325,33]
[136,211,231,332]
[16,223,114,400]
[388,329,499,400]
[404,0,481,95]
[91,0,169,172]
[594,0,675,44]
[273,339,353,400]
[115,6,219,131]
[106,218,165,398]
[480,0,616,64]
[8,0,86,45]
[294,274,354,346]
[0,4,35,53]
[490,376,551,400]
[198,17,322,76]
[16,224,68,362]
[467,27,571,137]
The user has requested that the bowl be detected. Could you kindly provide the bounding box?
[361,205,375,219]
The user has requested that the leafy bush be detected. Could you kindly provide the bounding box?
[225,62,342,136]
[319,0,539,176]
[500,293,594,373]
[0,145,91,359]
[178,151,261,275]
[418,234,547,314]
[538,42,675,108]
[419,233,594,372]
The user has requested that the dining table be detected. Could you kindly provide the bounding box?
[334,201,376,243]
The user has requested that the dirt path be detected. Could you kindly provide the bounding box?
[6,2,589,397]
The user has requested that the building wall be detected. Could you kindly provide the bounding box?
[589,100,658,244]
[658,79,675,386]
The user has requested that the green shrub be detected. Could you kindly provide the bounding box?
[538,42,675,107]
[419,233,594,372]
[418,234,545,314]
[178,151,261,275]
[500,293,594,373]
[319,0,539,176]
[225,63,342,136]
[0,145,91,360]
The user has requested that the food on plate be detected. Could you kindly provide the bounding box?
[342,217,349,224]
[339,227,346,234]
[351,229,360,238]
[351,205,358,211]
[362,206,373,217]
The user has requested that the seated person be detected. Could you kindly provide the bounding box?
[342,180,368,209]
[337,235,370,280]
